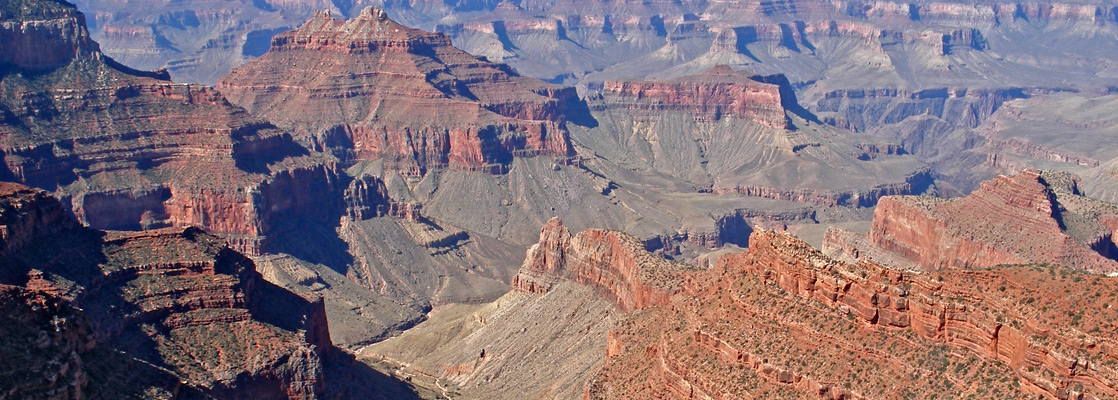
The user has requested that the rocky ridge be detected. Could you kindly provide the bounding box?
[589,229,1118,399]
[511,217,693,311]
[825,170,1118,274]
[0,181,333,398]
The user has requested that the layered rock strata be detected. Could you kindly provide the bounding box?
[0,182,332,398]
[581,65,931,207]
[218,7,579,176]
[589,229,1118,399]
[825,170,1118,273]
[0,0,340,255]
[599,65,790,128]
[511,217,693,311]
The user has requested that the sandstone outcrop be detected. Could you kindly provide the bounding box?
[511,217,693,311]
[590,229,1118,399]
[0,182,333,398]
[825,170,1118,273]
[218,7,580,176]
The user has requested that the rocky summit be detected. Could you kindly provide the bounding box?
[6,0,1118,399]
[218,7,581,176]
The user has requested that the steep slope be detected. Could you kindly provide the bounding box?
[511,217,694,311]
[591,230,1118,399]
[577,65,931,206]
[218,7,580,176]
[825,170,1118,273]
[0,0,341,256]
[364,282,618,400]
[0,181,332,398]
[364,216,693,399]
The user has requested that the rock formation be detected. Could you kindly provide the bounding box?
[589,229,1118,399]
[825,170,1118,274]
[0,0,347,256]
[218,7,580,176]
[511,217,694,311]
[0,181,332,398]
[0,284,99,399]
[70,0,1118,195]
[599,65,790,128]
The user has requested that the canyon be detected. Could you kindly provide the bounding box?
[1,0,929,354]
[71,0,1118,195]
[372,185,1118,398]
[5,0,1118,398]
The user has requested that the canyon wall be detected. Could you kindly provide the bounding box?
[0,182,333,399]
[590,229,1118,399]
[0,0,363,255]
[599,65,790,128]
[580,65,931,208]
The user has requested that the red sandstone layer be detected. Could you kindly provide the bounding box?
[600,65,789,128]
[0,1,341,255]
[0,182,332,398]
[511,217,693,311]
[834,170,1118,273]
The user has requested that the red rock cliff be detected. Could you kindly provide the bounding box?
[0,0,343,255]
[856,170,1118,273]
[0,0,99,71]
[590,230,1118,399]
[511,217,692,311]
[0,182,332,399]
[599,65,790,128]
[0,182,77,258]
